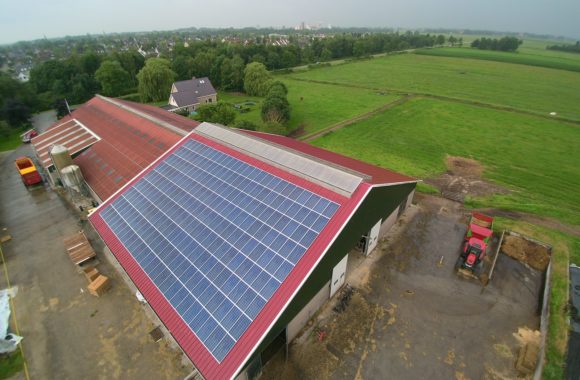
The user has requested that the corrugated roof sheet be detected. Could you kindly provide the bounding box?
[34,96,200,200]
[195,123,365,196]
[241,130,417,185]
[31,118,100,169]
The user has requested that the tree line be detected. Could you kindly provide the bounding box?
[547,41,580,54]
[0,72,39,138]
[0,31,451,137]
[470,37,522,52]
[25,31,450,104]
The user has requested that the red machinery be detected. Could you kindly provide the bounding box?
[458,212,494,273]
[20,129,38,143]
[14,156,42,186]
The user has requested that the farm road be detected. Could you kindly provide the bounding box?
[300,95,415,142]
[0,113,190,379]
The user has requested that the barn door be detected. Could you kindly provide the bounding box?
[364,219,382,256]
[330,254,348,297]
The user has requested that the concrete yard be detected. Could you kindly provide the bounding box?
[0,113,191,379]
[263,195,544,380]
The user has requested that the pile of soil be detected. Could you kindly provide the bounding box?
[446,156,484,177]
[501,235,550,271]
[425,156,509,202]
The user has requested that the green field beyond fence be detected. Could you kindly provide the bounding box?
[289,53,580,121]
[416,47,580,73]
[311,97,580,226]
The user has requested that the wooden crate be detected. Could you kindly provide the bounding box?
[63,231,97,265]
[88,275,111,297]
[83,267,100,283]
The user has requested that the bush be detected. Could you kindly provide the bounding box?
[196,102,237,126]
[234,120,258,131]
[258,121,288,135]
[174,108,190,117]
[118,92,141,102]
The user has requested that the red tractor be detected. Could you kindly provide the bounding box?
[457,212,494,274]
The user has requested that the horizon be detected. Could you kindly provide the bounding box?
[1,24,577,47]
[1,0,579,45]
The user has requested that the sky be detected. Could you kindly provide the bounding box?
[0,0,579,44]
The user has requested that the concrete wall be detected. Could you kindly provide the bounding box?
[286,280,331,342]
[379,206,399,238]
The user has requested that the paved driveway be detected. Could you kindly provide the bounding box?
[0,112,190,379]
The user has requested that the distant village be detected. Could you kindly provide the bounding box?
[0,24,336,83]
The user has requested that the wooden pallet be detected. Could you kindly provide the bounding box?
[63,231,96,265]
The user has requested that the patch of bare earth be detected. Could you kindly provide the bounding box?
[425,156,509,202]
[501,235,551,271]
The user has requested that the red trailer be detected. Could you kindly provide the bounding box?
[457,212,494,273]
[14,156,42,186]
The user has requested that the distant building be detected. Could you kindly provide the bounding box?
[165,77,217,114]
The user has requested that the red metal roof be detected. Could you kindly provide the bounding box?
[241,130,416,185]
[34,96,199,200]
[31,118,100,169]
[89,132,372,380]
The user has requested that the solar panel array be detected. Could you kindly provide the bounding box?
[99,139,340,362]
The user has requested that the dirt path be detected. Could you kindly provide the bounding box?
[287,77,580,126]
[476,207,580,237]
[299,95,415,142]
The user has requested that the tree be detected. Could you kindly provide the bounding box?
[196,102,237,126]
[261,95,290,125]
[192,51,215,78]
[220,55,245,91]
[95,60,132,97]
[112,50,145,86]
[0,120,10,138]
[78,52,102,75]
[1,98,31,127]
[172,55,194,80]
[261,81,290,126]
[136,58,177,102]
[243,62,272,96]
[436,35,446,46]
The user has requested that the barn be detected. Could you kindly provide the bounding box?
[88,120,417,379]
[31,95,417,379]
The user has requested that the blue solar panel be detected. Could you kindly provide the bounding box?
[99,139,339,362]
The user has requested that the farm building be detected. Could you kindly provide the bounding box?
[32,95,417,379]
[165,76,217,114]
[31,95,200,201]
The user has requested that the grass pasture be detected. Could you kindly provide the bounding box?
[0,127,25,152]
[289,53,580,121]
[416,47,580,73]
[221,81,399,135]
[311,97,580,226]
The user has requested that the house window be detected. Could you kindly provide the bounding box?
[208,98,212,103]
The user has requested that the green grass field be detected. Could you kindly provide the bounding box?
[311,97,580,225]
[416,47,580,73]
[295,40,579,380]
[221,81,399,135]
[0,128,24,152]
[289,53,580,121]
